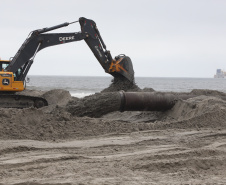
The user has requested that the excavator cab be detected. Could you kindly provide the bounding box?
[0,60,24,91]
[0,60,10,71]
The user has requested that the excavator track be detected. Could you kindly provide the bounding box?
[0,94,48,108]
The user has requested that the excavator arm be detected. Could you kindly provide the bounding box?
[6,17,134,82]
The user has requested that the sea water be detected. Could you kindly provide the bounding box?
[26,75,226,98]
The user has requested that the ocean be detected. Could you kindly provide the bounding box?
[26,75,226,98]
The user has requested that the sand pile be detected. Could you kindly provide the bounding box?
[66,92,122,117]
[42,89,72,106]
[0,105,154,140]
[156,95,226,129]
[2,81,226,184]
[101,76,140,92]
[0,87,226,141]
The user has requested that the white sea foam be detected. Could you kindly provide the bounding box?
[70,92,94,98]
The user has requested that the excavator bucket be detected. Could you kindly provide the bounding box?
[109,55,134,82]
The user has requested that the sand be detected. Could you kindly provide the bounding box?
[101,76,141,92]
[0,81,226,184]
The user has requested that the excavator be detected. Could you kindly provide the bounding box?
[0,17,134,108]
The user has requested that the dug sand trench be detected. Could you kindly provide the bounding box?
[1,81,226,184]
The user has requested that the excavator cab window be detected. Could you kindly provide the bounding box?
[0,62,9,71]
[13,68,22,80]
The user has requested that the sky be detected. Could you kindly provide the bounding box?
[0,0,226,78]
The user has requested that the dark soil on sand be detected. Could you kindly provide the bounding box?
[101,76,141,92]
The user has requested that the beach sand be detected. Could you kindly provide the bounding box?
[0,82,226,184]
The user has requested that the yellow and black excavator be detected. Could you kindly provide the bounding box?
[0,17,134,108]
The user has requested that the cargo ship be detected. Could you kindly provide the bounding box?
[214,69,226,78]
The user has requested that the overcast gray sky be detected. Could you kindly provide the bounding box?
[1,0,226,77]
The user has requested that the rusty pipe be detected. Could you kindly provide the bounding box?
[119,91,178,112]
[67,91,196,117]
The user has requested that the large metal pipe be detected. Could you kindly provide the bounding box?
[66,91,195,117]
[119,91,178,112]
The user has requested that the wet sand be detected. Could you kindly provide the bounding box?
[0,82,226,184]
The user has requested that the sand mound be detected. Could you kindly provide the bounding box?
[101,77,140,92]
[165,96,226,121]
[151,95,226,130]
[66,92,121,117]
[42,89,72,106]
[191,89,226,97]
[2,85,226,184]
[0,88,226,141]
[0,106,154,140]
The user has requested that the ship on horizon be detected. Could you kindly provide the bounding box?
[214,69,226,78]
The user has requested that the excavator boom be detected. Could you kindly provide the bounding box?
[1,17,135,108]
[6,17,134,82]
